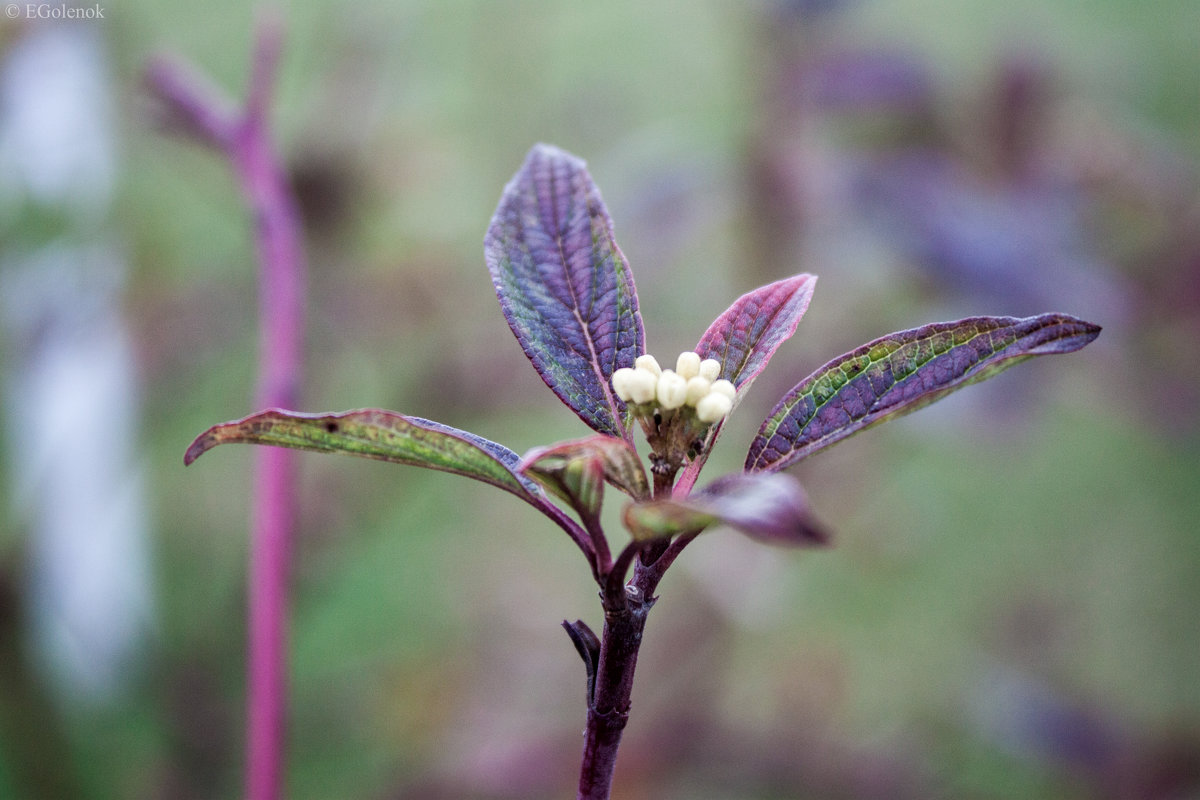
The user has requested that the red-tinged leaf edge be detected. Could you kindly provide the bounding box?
[676,273,817,492]
[486,144,644,440]
[696,273,817,394]
[519,435,649,502]
[747,313,1102,472]
[523,448,606,520]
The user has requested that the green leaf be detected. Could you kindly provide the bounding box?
[520,435,648,522]
[520,435,648,500]
[185,408,539,502]
[747,313,1101,472]
[622,499,714,542]
[531,454,607,519]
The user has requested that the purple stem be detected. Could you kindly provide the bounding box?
[576,471,698,799]
[575,589,649,800]
[148,15,305,800]
[576,542,687,800]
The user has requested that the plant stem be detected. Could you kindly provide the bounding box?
[576,450,696,798]
[147,16,304,800]
[578,523,693,798]
[576,585,651,800]
[238,24,305,800]
[246,448,295,800]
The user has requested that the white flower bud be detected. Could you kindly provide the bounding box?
[709,379,736,400]
[698,358,722,382]
[627,367,659,404]
[695,391,733,423]
[685,376,711,406]
[612,367,637,402]
[656,370,688,410]
[634,354,662,377]
[675,351,701,380]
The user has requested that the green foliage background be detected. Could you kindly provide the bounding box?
[2,1,1198,797]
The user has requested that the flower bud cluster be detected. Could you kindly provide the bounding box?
[612,351,736,424]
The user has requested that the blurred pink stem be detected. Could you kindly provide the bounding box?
[147,14,305,800]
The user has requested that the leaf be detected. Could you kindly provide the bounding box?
[676,273,816,491]
[697,473,828,546]
[519,435,649,502]
[562,619,600,701]
[525,450,606,519]
[746,313,1102,472]
[486,144,644,439]
[623,472,827,546]
[696,273,817,394]
[623,499,713,542]
[185,408,541,502]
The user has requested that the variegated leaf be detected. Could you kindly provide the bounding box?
[747,313,1101,472]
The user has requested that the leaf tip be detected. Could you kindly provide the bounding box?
[183,429,217,466]
[527,141,581,165]
[801,518,834,548]
[1035,313,1102,354]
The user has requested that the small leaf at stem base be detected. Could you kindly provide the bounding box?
[520,435,649,504]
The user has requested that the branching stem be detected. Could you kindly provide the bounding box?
[148,15,304,800]
[576,464,702,798]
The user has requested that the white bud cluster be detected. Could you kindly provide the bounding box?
[612,351,736,424]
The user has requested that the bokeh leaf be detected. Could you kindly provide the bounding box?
[486,144,644,439]
[747,313,1102,472]
[623,472,827,546]
[185,408,540,501]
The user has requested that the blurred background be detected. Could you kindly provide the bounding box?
[1,0,1198,798]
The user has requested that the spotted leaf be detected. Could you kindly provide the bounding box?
[185,408,541,501]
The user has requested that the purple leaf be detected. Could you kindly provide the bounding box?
[486,144,644,439]
[695,273,817,393]
[185,407,542,501]
[747,313,1101,472]
[623,472,827,546]
[676,273,816,491]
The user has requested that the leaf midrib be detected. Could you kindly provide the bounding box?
[546,163,625,438]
